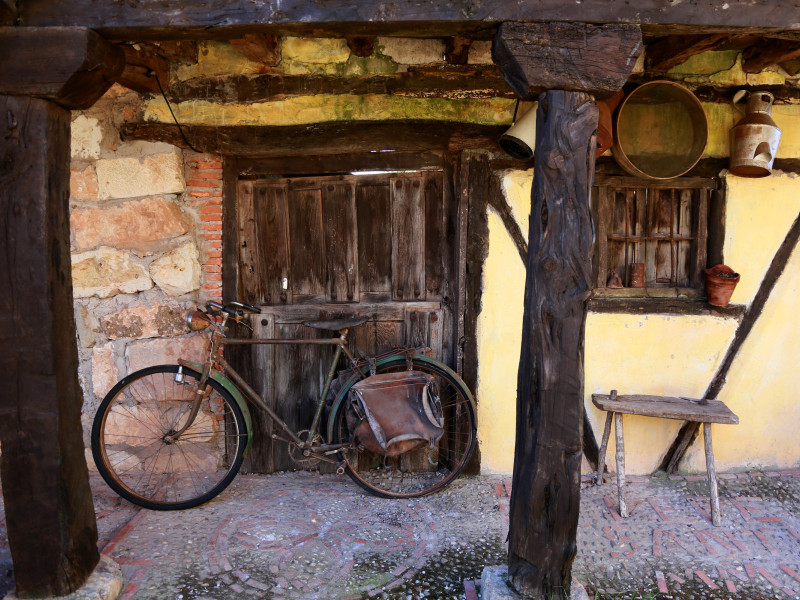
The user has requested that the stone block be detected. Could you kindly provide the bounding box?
[125,335,208,372]
[101,303,189,340]
[377,37,445,65]
[150,242,202,296]
[72,247,153,299]
[96,151,185,200]
[468,40,493,65]
[75,304,99,348]
[70,166,99,201]
[282,36,350,64]
[92,345,119,399]
[71,196,193,254]
[481,566,588,600]
[71,114,103,160]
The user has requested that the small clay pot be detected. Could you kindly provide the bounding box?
[705,264,740,307]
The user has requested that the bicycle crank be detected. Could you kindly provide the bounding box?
[287,430,334,467]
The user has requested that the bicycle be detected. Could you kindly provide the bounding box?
[91,301,477,510]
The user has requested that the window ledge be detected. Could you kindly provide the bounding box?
[588,294,746,319]
[593,287,702,300]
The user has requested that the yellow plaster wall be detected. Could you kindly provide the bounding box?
[475,171,531,473]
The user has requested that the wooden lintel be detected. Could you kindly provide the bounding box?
[743,38,800,73]
[492,22,643,100]
[151,40,198,63]
[118,43,169,94]
[120,120,505,157]
[646,33,730,74]
[165,65,514,103]
[0,27,124,109]
[230,32,280,65]
[16,1,800,39]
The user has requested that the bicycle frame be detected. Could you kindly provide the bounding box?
[173,313,367,463]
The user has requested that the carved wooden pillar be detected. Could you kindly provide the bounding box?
[508,91,597,597]
[493,22,642,599]
[0,27,122,597]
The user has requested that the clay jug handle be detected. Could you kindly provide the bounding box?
[732,90,748,116]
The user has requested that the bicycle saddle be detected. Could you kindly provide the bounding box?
[304,316,368,331]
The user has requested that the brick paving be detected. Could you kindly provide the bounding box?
[0,469,799,599]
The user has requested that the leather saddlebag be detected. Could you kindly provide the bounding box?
[347,371,444,457]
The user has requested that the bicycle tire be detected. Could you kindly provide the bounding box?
[91,364,247,510]
[331,357,476,499]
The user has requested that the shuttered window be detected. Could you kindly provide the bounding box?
[592,175,717,295]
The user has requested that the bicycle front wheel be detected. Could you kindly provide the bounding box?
[91,364,247,510]
[332,357,476,499]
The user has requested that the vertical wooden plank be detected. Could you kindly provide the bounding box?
[356,182,392,297]
[439,160,457,368]
[391,175,425,301]
[424,171,446,300]
[609,189,627,281]
[0,96,99,596]
[677,188,694,287]
[253,182,292,305]
[240,315,276,474]
[237,179,261,304]
[404,309,431,349]
[223,158,240,303]
[288,185,326,301]
[593,185,609,287]
[322,180,359,303]
[694,188,709,288]
[653,188,674,286]
[351,320,404,357]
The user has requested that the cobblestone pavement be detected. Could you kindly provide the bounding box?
[1,469,799,599]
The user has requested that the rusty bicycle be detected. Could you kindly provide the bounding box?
[91,301,476,510]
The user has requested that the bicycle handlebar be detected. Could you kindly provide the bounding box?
[206,301,262,316]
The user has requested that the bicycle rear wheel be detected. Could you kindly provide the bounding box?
[331,357,476,498]
[91,364,247,510]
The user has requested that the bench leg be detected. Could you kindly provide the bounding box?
[615,412,628,518]
[596,412,614,486]
[703,422,722,526]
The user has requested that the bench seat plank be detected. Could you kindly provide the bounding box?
[591,393,739,425]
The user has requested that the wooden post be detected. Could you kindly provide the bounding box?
[0,95,100,596]
[507,90,598,599]
[703,423,722,526]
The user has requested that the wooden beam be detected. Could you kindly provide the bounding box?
[0,95,99,597]
[0,27,124,109]
[346,35,373,58]
[646,33,730,74]
[120,120,506,156]
[118,43,169,93]
[661,209,800,473]
[445,35,472,65]
[1,0,16,25]
[508,90,597,599]
[165,64,514,102]
[230,32,280,65]
[492,22,643,99]
[16,1,800,39]
[743,38,800,72]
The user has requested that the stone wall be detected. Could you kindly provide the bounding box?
[69,85,223,466]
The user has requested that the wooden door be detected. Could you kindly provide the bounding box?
[234,171,457,473]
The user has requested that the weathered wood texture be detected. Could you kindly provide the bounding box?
[231,170,458,473]
[17,1,800,38]
[646,34,731,74]
[591,394,739,424]
[0,1,16,25]
[230,33,280,65]
[0,27,123,109]
[493,22,643,100]
[0,96,99,596]
[120,121,506,157]
[508,91,597,599]
[166,65,514,102]
[118,42,169,94]
[743,38,800,72]
[661,209,800,473]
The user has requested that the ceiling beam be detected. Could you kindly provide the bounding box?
[120,120,506,157]
[230,33,280,66]
[742,38,800,73]
[0,27,124,109]
[493,22,642,100]
[165,65,514,103]
[646,34,731,74]
[117,43,169,94]
[16,1,800,40]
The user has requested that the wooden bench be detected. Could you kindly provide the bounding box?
[592,390,739,526]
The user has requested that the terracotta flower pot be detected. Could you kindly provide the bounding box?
[705,264,740,307]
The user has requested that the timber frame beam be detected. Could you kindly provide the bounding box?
[13,0,800,39]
